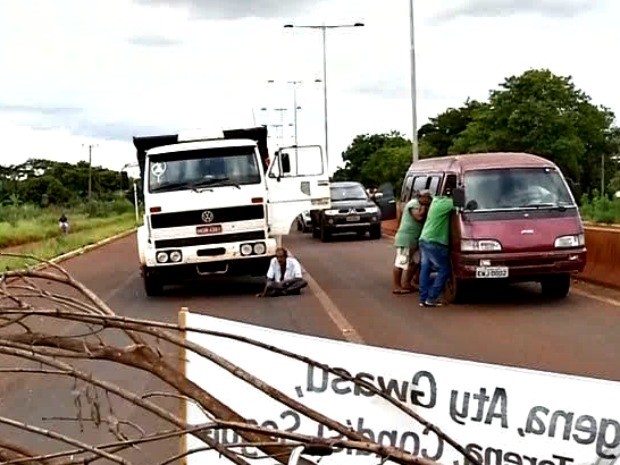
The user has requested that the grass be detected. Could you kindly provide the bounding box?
[0,212,139,271]
[580,196,620,224]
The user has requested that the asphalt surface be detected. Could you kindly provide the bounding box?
[2,229,620,463]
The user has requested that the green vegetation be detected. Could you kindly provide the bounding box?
[0,158,142,267]
[0,209,138,271]
[333,68,620,224]
[580,194,620,224]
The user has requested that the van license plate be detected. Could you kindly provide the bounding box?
[346,215,360,222]
[196,225,222,235]
[476,266,508,278]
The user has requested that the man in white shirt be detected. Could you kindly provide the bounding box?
[257,247,308,297]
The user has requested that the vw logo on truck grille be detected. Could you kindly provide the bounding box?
[201,210,215,223]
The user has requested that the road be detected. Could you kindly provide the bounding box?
[2,229,620,463]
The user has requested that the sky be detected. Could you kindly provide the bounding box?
[0,0,618,177]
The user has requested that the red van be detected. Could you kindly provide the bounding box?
[399,152,587,302]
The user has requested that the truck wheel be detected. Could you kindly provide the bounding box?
[369,225,382,240]
[144,271,163,296]
[320,225,331,242]
[541,274,571,299]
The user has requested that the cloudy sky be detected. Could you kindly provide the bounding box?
[1,0,618,175]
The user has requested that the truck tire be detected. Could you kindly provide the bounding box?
[541,273,571,299]
[143,270,163,296]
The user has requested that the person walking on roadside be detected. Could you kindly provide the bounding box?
[392,190,432,294]
[257,247,308,297]
[58,213,69,234]
[418,180,457,307]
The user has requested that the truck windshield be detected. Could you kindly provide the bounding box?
[148,147,261,193]
[330,184,367,201]
[463,167,575,211]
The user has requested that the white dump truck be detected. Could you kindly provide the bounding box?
[133,126,330,295]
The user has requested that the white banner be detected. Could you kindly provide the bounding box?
[183,312,620,465]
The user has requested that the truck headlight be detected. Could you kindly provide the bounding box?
[365,206,379,213]
[461,239,502,252]
[169,250,182,262]
[324,209,339,216]
[240,244,253,256]
[156,251,169,263]
[554,234,585,248]
[253,242,266,255]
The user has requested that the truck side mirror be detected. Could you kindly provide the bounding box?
[281,153,291,174]
[453,187,465,209]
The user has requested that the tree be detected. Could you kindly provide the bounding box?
[360,144,412,194]
[333,132,409,184]
[417,99,486,158]
[0,159,134,206]
[0,257,477,465]
[450,69,617,192]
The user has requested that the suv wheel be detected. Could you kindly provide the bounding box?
[369,224,381,240]
[320,225,331,242]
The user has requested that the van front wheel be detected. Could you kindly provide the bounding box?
[443,271,466,304]
[541,274,571,299]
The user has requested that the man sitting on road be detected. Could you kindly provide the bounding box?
[392,190,431,294]
[418,179,457,307]
[257,247,308,297]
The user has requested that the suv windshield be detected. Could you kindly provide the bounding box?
[463,167,574,211]
[330,184,367,201]
[148,146,261,193]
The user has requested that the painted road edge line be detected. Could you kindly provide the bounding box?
[33,227,138,271]
[302,269,365,344]
[288,250,365,345]
[571,287,620,308]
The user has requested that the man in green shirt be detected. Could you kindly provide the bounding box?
[392,191,431,294]
[419,184,456,307]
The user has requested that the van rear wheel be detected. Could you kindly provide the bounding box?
[541,274,571,299]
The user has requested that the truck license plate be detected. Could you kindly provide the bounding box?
[346,215,360,222]
[475,266,509,278]
[196,225,222,235]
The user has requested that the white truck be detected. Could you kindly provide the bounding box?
[133,126,330,296]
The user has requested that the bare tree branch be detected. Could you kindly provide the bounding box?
[0,416,132,465]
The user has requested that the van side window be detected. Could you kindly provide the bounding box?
[427,176,441,195]
[442,174,458,194]
[412,176,427,196]
[402,175,413,201]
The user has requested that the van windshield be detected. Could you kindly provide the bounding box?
[463,168,574,211]
[148,146,261,193]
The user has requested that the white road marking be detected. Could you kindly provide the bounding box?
[572,287,620,308]
[300,266,365,344]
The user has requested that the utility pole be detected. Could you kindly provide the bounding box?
[83,143,98,204]
[284,22,364,167]
[409,0,419,163]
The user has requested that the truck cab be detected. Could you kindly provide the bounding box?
[134,127,330,295]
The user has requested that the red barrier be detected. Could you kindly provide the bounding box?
[381,221,620,289]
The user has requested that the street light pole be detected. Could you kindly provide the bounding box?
[409,0,419,163]
[284,22,364,167]
[82,143,98,205]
